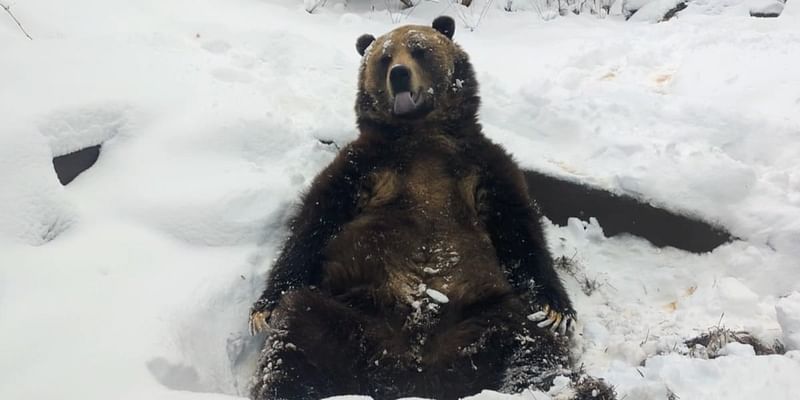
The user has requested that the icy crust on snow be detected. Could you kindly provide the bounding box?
[2,1,800,400]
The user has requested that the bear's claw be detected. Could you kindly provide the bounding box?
[249,309,271,336]
[528,305,574,336]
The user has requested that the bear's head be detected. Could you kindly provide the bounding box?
[355,16,479,129]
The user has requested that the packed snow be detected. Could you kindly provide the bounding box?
[1,0,799,399]
[776,293,800,351]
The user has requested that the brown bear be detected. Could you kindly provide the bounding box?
[248,16,613,400]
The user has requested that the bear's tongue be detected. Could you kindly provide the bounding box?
[393,91,417,115]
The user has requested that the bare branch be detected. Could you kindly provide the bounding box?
[0,2,33,40]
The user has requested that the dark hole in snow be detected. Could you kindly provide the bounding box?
[524,169,736,254]
[52,144,101,185]
[750,11,782,17]
[750,10,783,18]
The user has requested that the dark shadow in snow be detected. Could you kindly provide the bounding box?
[750,10,782,18]
[146,357,205,392]
[524,169,736,254]
[52,144,101,185]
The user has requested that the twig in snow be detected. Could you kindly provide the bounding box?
[0,2,33,40]
[305,0,328,14]
[640,328,650,346]
[667,387,680,400]
[317,138,340,151]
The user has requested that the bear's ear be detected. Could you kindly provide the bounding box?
[432,16,455,40]
[356,34,376,56]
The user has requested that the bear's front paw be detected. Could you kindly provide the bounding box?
[527,304,575,336]
[248,299,274,336]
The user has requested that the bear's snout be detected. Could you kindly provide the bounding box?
[388,64,424,116]
[389,64,412,94]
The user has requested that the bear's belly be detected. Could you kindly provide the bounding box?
[321,211,512,316]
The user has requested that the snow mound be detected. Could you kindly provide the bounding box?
[638,353,800,399]
[38,104,133,156]
[2,1,800,400]
[777,292,800,350]
[0,122,75,245]
[749,2,784,18]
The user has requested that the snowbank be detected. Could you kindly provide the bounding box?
[0,121,75,245]
[1,1,799,400]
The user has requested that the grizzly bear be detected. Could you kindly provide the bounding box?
[248,16,613,400]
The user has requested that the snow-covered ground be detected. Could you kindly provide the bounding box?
[1,0,799,399]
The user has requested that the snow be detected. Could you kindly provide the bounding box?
[776,293,800,350]
[2,1,800,400]
[781,0,800,17]
[425,288,450,304]
[0,122,76,245]
[636,353,800,398]
[719,342,757,357]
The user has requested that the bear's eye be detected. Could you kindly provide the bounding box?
[379,54,392,66]
[411,47,427,60]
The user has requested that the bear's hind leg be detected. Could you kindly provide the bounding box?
[251,336,326,400]
[250,289,373,400]
[572,375,616,400]
[496,321,617,399]
[497,322,571,394]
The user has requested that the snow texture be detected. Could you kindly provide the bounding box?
[780,0,800,17]
[1,1,800,400]
[776,293,800,350]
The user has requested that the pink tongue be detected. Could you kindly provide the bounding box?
[393,91,416,115]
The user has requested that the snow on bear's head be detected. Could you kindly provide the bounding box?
[354,16,479,127]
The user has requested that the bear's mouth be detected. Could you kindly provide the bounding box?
[392,91,424,116]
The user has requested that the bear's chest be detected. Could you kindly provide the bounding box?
[401,156,460,212]
[322,140,502,312]
[362,135,477,216]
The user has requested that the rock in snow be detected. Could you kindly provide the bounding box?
[624,0,687,22]
[749,0,785,18]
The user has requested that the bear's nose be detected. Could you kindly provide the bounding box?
[389,64,412,93]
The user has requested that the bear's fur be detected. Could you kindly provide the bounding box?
[249,17,613,400]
